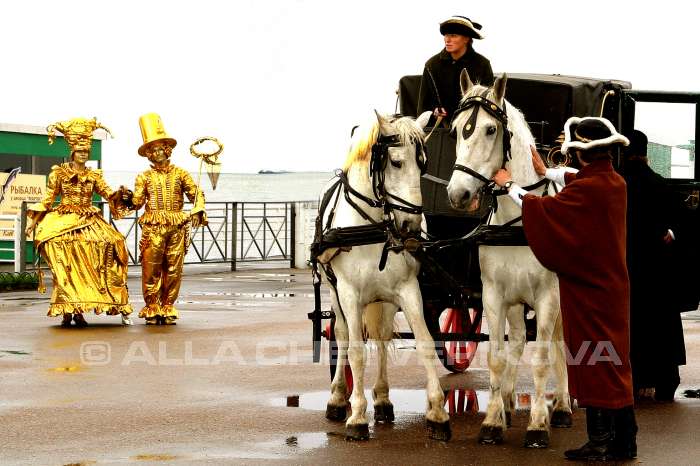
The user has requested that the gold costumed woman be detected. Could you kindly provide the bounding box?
[25,117,134,327]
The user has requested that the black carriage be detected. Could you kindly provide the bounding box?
[309,73,700,379]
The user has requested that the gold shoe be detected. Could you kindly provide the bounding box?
[164,316,177,325]
[145,317,158,325]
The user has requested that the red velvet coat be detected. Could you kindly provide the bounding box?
[522,159,634,409]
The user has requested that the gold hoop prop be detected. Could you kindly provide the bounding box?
[190,136,223,165]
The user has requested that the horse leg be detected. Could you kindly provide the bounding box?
[339,291,370,441]
[502,304,527,428]
[397,281,450,441]
[550,311,573,428]
[523,296,559,448]
[479,286,508,445]
[326,292,350,421]
[367,302,396,423]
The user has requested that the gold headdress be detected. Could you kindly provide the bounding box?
[46,117,112,152]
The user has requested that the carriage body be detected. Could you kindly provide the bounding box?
[311,73,700,375]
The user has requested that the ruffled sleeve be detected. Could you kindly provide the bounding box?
[92,170,129,220]
[27,167,60,220]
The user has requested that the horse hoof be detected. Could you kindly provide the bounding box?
[374,403,395,423]
[524,429,550,448]
[478,425,504,445]
[551,409,573,428]
[426,419,451,441]
[505,411,512,427]
[346,423,369,441]
[326,404,348,422]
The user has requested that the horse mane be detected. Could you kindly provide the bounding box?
[342,116,425,172]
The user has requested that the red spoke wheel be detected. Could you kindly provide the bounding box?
[444,388,480,414]
[327,320,353,396]
[435,307,482,373]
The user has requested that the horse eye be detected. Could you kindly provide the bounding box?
[390,160,403,169]
[486,126,497,136]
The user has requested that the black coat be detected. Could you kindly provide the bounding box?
[417,47,493,125]
[623,159,686,390]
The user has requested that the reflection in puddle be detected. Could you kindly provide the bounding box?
[176,300,295,308]
[50,365,81,372]
[132,454,180,461]
[0,349,31,356]
[274,389,555,416]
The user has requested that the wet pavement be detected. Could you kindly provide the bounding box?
[1,266,700,465]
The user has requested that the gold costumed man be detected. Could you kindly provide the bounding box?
[121,113,207,325]
[25,118,133,327]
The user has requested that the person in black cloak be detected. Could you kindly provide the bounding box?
[622,129,686,402]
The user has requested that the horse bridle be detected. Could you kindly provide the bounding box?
[449,90,549,222]
[369,131,426,216]
[451,90,512,189]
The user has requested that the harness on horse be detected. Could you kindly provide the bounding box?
[307,125,426,362]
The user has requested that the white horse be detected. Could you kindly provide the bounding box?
[317,111,452,441]
[447,71,572,447]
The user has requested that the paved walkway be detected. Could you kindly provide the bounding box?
[1,267,699,465]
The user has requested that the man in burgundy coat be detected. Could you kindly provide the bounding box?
[493,117,637,461]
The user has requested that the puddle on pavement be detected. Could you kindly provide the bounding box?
[254,432,330,452]
[273,389,556,416]
[189,291,313,298]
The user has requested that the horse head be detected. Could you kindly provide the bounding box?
[447,70,509,211]
[369,111,430,233]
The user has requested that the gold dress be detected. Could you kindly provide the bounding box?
[130,163,206,320]
[29,163,133,317]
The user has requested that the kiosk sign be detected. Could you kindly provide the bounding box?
[0,172,46,239]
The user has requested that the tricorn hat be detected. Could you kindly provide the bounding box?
[440,16,484,40]
[561,117,629,155]
[138,113,177,157]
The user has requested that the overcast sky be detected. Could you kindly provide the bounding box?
[3,0,698,173]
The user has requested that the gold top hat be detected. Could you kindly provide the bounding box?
[138,113,177,156]
[46,117,112,152]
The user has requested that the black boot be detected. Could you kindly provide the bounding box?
[564,407,616,461]
[612,406,638,459]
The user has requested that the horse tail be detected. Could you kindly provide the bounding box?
[362,302,399,341]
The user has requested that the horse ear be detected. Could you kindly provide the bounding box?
[416,111,432,130]
[460,69,474,96]
[374,109,392,135]
[493,73,508,104]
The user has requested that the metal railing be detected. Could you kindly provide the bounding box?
[105,201,297,270]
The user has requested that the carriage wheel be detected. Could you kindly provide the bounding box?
[327,320,353,396]
[445,388,479,415]
[436,307,482,373]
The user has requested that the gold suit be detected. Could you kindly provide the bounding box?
[29,163,132,317]
[132,164,206,320]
